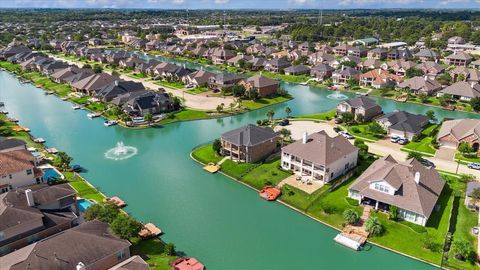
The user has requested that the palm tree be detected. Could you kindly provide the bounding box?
[343,209,360,225]
[229,101,235,112]
[365,217,384,236]
[143,113,153,126]
[285,107,292,118]
[266,110,275,122]
[280,128,291,146]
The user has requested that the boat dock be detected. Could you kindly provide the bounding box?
[334,206,371,250]
[203,162,220,173]
[107,196,127,208]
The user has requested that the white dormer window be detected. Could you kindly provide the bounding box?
[374,183,390,193]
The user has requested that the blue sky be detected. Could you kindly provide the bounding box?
[1,0,480,9]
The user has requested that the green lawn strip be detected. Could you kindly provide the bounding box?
[156,109,214,125]
[240,159,291,190]
[86,101,108,112]
[260,71,310,84]
[191,144,223,164]
[240,95,291,110]
[402,124,438,155]
[291,110,336,121]
[130,238,177,270]
[185,87,208,95]
[455,153,480,164]
[64,172,105,203]
[154,80,185,89]
[447,198,479,270]
[220,159,257,179]
[70,96,90,104]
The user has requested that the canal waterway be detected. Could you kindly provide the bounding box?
[3,68,478,269]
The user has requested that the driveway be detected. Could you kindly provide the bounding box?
[274,120,337,140]
[435,147,456,161]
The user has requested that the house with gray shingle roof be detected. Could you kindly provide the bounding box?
[221,124,279,163]
[348,155,445,226]
[437,81,480,101]
[281,131,358,183]
[397,76,442,95]
[445,51,472,67]
[336,96,383,122]
[376,111,429,140]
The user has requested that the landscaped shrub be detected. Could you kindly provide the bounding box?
[343,209,360,225]
[351,127,360,133]
[365,217,384,236]
[423,234,442,252]
[451,238,473,261]
[389,205,398,221]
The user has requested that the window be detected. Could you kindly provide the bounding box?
[116,250,126,260]
[374,183,390,193]
[26,169,32,175]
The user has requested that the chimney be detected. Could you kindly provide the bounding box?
[377,68,381,75]
[302,132,308,144]
[25,189,34,207]
[114,80,119,86]
[424,75,428,81]
[414,172,420,184]
[472,82,476,88]
[76,262,86,270]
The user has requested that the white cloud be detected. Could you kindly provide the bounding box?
[338,0,421,5]
[214,0,230,4]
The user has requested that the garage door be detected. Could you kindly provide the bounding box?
[439,141,457,149]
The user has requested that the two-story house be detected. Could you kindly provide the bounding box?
[336,96,383,122]
[0,150,43,193]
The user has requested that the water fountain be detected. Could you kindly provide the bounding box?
[326,91,349,100]
[104,142,138,160]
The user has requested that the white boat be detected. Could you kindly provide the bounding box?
[33,138,46,143]
[72,105,81,110]
[87,112,101,119]
[104,120,118,126]
[300,82,308,86]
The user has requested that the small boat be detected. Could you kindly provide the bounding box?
[104,120,118,126]
[70,164,83,172]
[45,91,55,95]
[61,97,68,101]
[259,186,281,201]
[1,68,5,71]
[87,112,101,119]
[106,196,127,208]
[27,147,36,152]
[33,138,46,143]
[7,118,18,123]
[72,105,81,110]
[300,82,308,86]
[0,110,8,114]
[46,148,58,154]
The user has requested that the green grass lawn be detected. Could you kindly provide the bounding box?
[292,110,336,121]
[64,172,105,203]
[260,71,310,84]
[455,153,480,164]
[130,238,177,270]
[240,95,291,110]
[128,73,148,79]
[220,159,257,179]
[157,109,212,125]
[402,124,438,156]
[241,159,291,189]
[154,80,185,89]
[86,102,108,112]
[345,123,385,141]
[447,198,479,270]
[280,184,331,212]
[185,87,208,95]
[191,144,223,164]
[70,96,89,104]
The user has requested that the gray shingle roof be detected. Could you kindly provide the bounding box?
[221,124,278,147]
[344,96,380,111]
[377,111,429,134]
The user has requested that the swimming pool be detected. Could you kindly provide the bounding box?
[42,168,61,181]
[77,198,94,212]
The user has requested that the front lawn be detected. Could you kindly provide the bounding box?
[157,109,213,125]
[185,87,208,95]
[154,80,185,90]
[220,159,257,179]
[345,123,385,141]
[455,153,480,164]
[64,172,105,203]
[402,124,438,156]
[240,95,291,110]
[241,159,291,189]
[86,101,108,112]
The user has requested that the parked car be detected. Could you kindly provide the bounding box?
[390,135,400,143]
[340,131,354,140]
[398,138,409,145]
[420,158,435,168]
[333,127,341,133]
[468,162,480,170]
[278,118,289,126]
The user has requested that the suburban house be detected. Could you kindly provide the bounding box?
[284,65,310,76]
[241,75,279,97]
[336,96,383,122]
[416,61,445,79]
[444,51,472,67]
[376,111,429,140]
[348,155,445,226]
[210,48,236,65]
[437,119,480,151]
[0,150,43,193]
[367,48,388,60]
[0,184,78,255]
[123,91,173,117]
[437,81,480,101]
[264,58,291,72]
[397,76,442,95]
[50,67,91,84]
[71,73,117,96]
[465,182,480,211]
[308,51,335,65]
[310,64,335,80]
[182,70,215,87]
[220,124,279,163]
[332,67,360,85]
[0,136,27,153]
[96,80,146,102]
[414,48,439,62]
[387,48,414,60]
[450,67,480,83]
[208,73,242,90]
[281,131,358,183]
[0,220,135,270]
[359,69,403,88]
[358,59,382,71]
